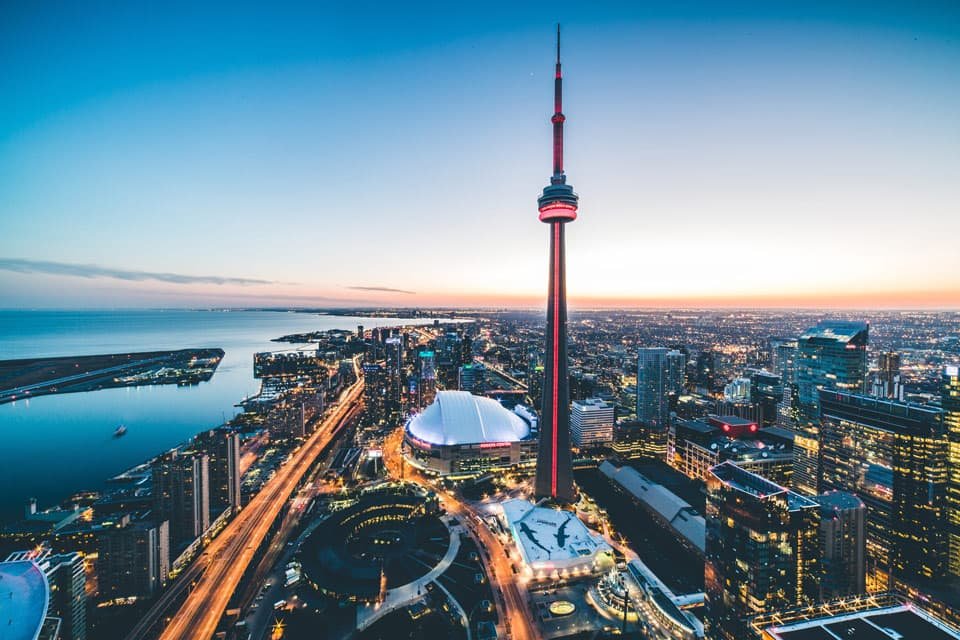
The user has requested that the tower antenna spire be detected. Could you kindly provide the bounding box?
[551,24,565,182]
[557,23,561,65]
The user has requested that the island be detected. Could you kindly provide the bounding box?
[0,348,224,404]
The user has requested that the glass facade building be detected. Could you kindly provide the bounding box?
[792,321,868,495]
[705,462,820,640]
[637,347,670,428]
[944,365,960,576]
[819,390,948,587]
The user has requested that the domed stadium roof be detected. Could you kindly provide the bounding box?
[406,391,531,446]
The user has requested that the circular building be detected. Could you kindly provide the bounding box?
[299,483,448,602]
[404,390,537,478]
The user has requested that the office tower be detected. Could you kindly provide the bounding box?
[750,368,783,426]
[705,462,820,640]
[5,548,87,640]
[527,361,544,409]
[943,365,960,576]
[820,391,948,586]
[666,349,686,396]
[97,516,170,599]
[570,398,615,447]
[385,336,404,422]
[637,348,670,428]
[418,350,437,409]
[792,320,868,495]
[436,331,465,389]
[534,26,578,503]
[695,350,717,393]
[362,362,387,426]
[769,337,798,381]
[151,450,211,546]
[878,351,902,398]
[194,429,241,516]
[458,362,486,393]
[816,491,866,599]
[611,421,668,461]
[723,376,751,402]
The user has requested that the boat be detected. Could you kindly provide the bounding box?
[113,425,127,438]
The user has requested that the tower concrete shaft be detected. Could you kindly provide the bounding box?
[535,25,578,503]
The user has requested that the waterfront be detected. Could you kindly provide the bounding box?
[0,310,446,523]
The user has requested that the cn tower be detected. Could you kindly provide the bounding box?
[535,25,578,503]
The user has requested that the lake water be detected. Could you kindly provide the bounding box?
[0,310,444,523]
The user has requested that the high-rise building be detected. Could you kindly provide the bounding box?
[97,515,170,600]
[611,421,668,461]
[362,362,387,426]
[194,429,241,517]
[820,390,948,587]
[816,491,866,599]
[418,350,437,409]
[5,547,87,640]
[385,336,404,422]
[151,450,210,547]
[666,349,686,396]
[570,398,615,447]
[792,321,869,495]
[705,462,820,640]
[878,351,902,399]
[534,26,578,503]
[942,365,960,576]
[458,362,486,393]
[769,337,798,381]
[637,347,670,428]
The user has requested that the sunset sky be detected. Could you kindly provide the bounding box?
[1,2,958,309]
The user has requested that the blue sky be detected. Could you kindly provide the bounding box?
[1,1,958,308]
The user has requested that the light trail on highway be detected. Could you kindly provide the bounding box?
[152,365,364,640]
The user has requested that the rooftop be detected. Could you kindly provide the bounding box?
[710,461,818,511]
[0,560,49,640]
[599,461,705,554]
[765,605,960,640]
[816,490,865,513]
[501,499,612,569]
[405,390,531,446]
[799,320,869,343]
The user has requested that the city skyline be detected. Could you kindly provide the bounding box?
[2,2,959,309]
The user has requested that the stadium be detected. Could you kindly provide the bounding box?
[403,390,538,478]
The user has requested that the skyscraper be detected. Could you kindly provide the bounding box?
[792,320,869,495]
[705,462,820,640]
[534,26,578,503]
[151,450,211,547]
[878,351,902,399]
[816,491,866,599]
[194,429,242,517]
[942,365,960,576]
[820,390,948,586]
[97,515,170,600]
[418,350,437,409]
[636,348,670,428]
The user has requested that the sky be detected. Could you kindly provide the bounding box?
[1,1,958,309]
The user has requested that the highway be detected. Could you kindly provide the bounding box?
[126,362,363,640]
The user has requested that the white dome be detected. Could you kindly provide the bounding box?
[406,391,531,446]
